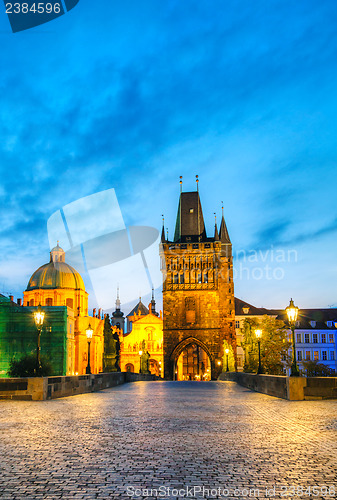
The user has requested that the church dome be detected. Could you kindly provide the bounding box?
[26,243,85,291]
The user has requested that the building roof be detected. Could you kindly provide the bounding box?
[272,308,337,329]
[235,298,271,316]
[126,300,149,318]
[26,261,85,291]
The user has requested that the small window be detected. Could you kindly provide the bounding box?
[329,333,334,343]
[310,321,316,328]
[204,272,208,284]
[327,321,333,327]
[295,320,300,327]
[305,333,310,343]
[116,322,120,329]
[322,351,327,361]
[305,351,310,361]
[321,333,326,343]
[173,274,179,284]
[330,351,335,361]
[242,307,250,315]
[197,272,202,283]
[192,244,199,249]
[46,298,53,306]
[235,321,240,329]
[297,351,302,361]
[66,298,73,309]
[296,333,301,343]
[189,208,194,213]
[179,273,184,284]
[313,333,318,344]
[314,351,319,361]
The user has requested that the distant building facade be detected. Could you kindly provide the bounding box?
[119,297,163,376]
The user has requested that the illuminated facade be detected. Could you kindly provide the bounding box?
[119,298,163,376]
[160,183,236,380]
[0,243,104,376]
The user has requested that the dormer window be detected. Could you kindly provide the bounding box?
[242,307,250,314]
[295,321,300,328]
[327,321,333,328]
[310,321,316,328]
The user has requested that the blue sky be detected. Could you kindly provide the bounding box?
[0,0,337,311]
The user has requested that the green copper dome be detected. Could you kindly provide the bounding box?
[26,261,85,291]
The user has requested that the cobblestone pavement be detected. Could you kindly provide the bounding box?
[0,381,336,500]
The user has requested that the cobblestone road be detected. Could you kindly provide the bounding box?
[0,381,336,499]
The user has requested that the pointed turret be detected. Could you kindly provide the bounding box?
[161,215,166,242]
[112,286,124,319]
[150,287,159,316]
[214,222,219,241]
[219,214,231,244]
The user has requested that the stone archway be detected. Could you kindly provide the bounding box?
[170,337,213,381]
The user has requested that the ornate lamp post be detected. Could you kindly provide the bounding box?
[33,304,45,376]
[86,324,93,374]
[139,350,143,374]
[286,298,300,377]
[255,329,263,374]
[225,348,229,372]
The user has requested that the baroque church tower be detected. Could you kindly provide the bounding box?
[160,177,236,380]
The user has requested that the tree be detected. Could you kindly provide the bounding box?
[7,354,53,377]
[242,316,291,375]
[302,360,332,377]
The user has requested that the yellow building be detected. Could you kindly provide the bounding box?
[23,243,104,375]
[119,299,163,376]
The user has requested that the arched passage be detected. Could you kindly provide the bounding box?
[170,337,213,381]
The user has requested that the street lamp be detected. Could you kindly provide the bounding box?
[225,348,229,372]
[86,324,93,374]
[286,298,300,377]
[33,304,45,376]
[255,329,263,374]
[139,350,143,374]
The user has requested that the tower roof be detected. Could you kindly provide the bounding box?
[126,299,149,318]
[174,191,207,243]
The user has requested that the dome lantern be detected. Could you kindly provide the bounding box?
[50,241,65,263]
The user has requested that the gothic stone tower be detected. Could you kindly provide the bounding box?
[160,183,236,380]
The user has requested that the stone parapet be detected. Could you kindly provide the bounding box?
[0,372,157,401]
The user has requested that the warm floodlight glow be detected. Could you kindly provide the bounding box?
[139,350,143,356]
[34,304,45,327]
[286,298,299,324]
[225,348,229,354]
[255,329,262,339]
[86,324,93,339]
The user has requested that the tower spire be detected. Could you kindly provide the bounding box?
[161,214,166,242]
[214,213,219,241]
[180,176,183,193]
[196,174,199,192]
[115,285,121,311]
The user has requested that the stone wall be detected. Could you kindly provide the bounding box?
[219,372,307,400]
[219,372,337,400]
[0,372,156,401]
